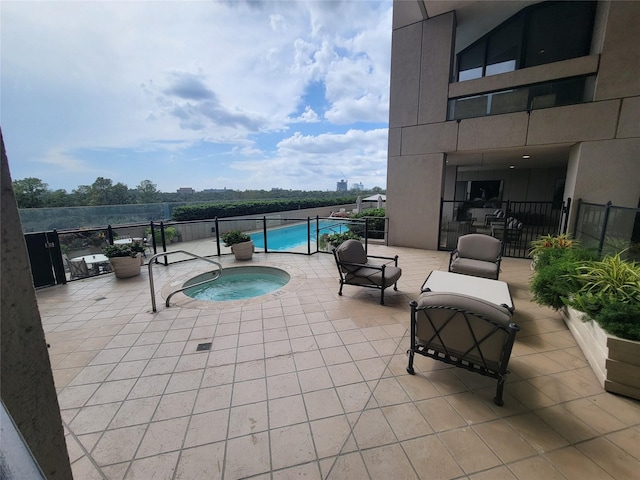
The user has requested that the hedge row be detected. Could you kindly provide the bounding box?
[170,197,358,221]
[350,208,386,239]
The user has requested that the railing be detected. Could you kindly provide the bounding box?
[574,200,640,261]
[147,251,223,312]
[439,199,568,258]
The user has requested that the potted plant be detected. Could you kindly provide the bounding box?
[103,243,145,278]
[529,236,640,400]
[221,230,254,260]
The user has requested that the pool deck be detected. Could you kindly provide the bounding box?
[39,241,640,479]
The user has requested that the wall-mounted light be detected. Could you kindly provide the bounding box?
[509,165,515,169]
[522,155,530,159]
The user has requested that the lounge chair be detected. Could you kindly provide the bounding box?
[448,233,502,280]
[333,239,402,305]
[407,291,520,406]
[67,257,90,279]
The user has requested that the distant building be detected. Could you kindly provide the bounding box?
[176,187,195,194]
[336,179,348,192]
[352,182,364,191]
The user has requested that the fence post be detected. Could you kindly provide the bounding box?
[364,218,369,254]
[598,201,613,255]
[562,197,571,235]
[214,217,220,257]
[307,217,311,255]
[263,216,268,253]
[107,225,114,244]
[160,221,168,265]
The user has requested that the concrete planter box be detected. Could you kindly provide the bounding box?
[109,254,142,278]
[561,306,640,400]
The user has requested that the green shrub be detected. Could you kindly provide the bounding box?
[145,226,179,244]
[593,302,640,341]
[325,231,361,249]
[349,208,385,239]
[530,247,598,310]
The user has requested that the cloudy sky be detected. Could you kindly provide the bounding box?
[1,0,392,193]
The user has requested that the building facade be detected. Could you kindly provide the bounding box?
[386,0,640,249]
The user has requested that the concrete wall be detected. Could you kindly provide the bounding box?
[386,0,640,248]
[1,132,73,478]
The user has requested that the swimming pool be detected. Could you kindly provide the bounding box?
[249,219,349,251]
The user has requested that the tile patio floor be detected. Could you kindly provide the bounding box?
[39,243,640,479]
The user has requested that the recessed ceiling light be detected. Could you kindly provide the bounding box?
[522,155,530,159]
[509,165,515,169]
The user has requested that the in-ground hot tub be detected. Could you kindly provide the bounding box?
[183,266,290,302]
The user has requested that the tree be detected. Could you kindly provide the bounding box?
[12,177,49,208]
[136,180,159,204]
[87,177,130,205]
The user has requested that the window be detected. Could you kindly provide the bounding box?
[456,1,596,82]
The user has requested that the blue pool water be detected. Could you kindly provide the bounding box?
[249,219,349,251]
[184,266,290,301]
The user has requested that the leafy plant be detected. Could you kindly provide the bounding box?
[566,252,640,316]
[221,230,251,247]
[529,233,577,263]
[145,226,179,244]
[325,231,361,249]
[103,243,144,258]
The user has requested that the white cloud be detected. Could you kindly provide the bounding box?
[1,0,393,191]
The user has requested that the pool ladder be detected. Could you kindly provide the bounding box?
[148,251,223,312]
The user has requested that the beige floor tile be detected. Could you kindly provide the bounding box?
[352,409,396,449]
[272,462,322,480]
[310,415,352,459]
[470,466,518,479]
[439,427,502,474]
[545,446,615,479]
[232,378,267,406]
[200,364,235,387]
[153,390,198,421]
[294,350,326,371]
[70,455,105,480]
[58,384,101,409]
[299,367,334,393]
[269,394,308,428]
[403,435,464,480]
[106,360,148,381]
[444,391,500,425]
[266,355,296,377]
[355,357,388,381]
[472,420,537,463]
[535,405,599,444]
[69,363,117,386]
[183,409,229,448]
[328,362,365,387]
[322,452,369,480]
[304,388,345,420]
[124,451,179,480]
[69,403,122,435]
[91,424,147,466]
[576,436,640,479]
[164,370,204,394]
[101,462,129,480]
[193,384,232,414]
[361,444,417,480]
[174,441,225,480]
[136,416,189,458]
[109,396,161,428]
[228,401,268,438]
[508,456,566,479]
[224,431,271,479]
[606,428,640,459]
[383,403,433,441]
[271,423,317,470]
[127,374,171,400]
[267,372,301,398]
[371,377,411,406]
[335,383,372,413]
[505,412,568,453]
[415,396,467,433]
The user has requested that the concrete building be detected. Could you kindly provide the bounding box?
[336,179,348,192]
[386,0,640,250]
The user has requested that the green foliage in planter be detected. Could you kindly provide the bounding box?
[103,243,144,258]
[593,302,640,341]
[145,226,179,244]
[530,246,598,310]
[221,230,251,247]
[349,208,385,239]
[529,233,577,262]
[566,252,640,317]
[325,231,361,249]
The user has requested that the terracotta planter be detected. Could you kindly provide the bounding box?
[561,306,640,400]
[108,254,142,278]
[230,241,254,261]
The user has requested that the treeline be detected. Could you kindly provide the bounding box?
[12,176,384,209]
